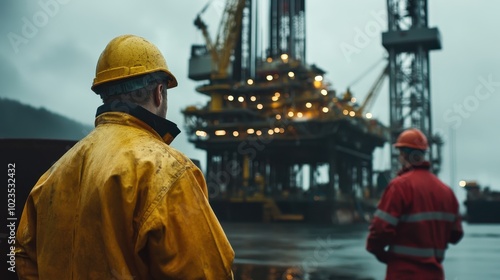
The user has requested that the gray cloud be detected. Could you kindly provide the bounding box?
[0,54,26,99]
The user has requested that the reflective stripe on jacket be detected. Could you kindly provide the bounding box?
[366,163,463,280]
[15,104,234,279]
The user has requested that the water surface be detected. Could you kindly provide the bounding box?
[223,222,500,280]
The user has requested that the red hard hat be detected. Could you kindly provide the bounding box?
[394,128,428,150]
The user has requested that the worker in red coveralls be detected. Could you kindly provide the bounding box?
[366,128,463,280]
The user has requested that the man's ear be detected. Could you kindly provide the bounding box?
[153,83,163,107]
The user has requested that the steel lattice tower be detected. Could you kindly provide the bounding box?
[268,0,306,61]
[383,0,442,175]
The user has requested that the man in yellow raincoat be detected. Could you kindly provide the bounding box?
[15,34,234,279]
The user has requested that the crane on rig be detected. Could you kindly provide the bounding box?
[356,64,389,118]
[189,0,246,81]
[338,62,388,119]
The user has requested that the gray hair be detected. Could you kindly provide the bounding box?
[99,73,169,105]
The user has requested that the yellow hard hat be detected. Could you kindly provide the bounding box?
[91,34,177,95]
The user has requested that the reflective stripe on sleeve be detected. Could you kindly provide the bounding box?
[374,209,399,226]
[390,245,445,259]
[400,212,456,223]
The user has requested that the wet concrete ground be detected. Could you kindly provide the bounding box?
[223,222,500,280]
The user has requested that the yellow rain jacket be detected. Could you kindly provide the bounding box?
[16,102,234,279]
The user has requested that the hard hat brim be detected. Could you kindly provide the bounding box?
[91,69,177,95]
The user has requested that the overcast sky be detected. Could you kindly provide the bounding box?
[1,0,499,203]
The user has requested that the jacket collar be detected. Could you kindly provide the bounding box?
[95,101,180,144]
[397,161,431,176]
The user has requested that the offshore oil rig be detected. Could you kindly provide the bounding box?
[183,0,443,223]
[182,0,393,223]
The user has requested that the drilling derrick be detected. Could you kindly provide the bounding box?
[268,0,306,61]
[383,0,443,175]
[184,0,389,223]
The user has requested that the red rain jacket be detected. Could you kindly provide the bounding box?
[366,162,463,280]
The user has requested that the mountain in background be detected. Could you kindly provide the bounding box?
[0,98,93,140]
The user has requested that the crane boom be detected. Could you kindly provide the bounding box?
[357,64,389,117]
[215,0,246,79]
[194,15,217,63]
[193,0,246,80]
